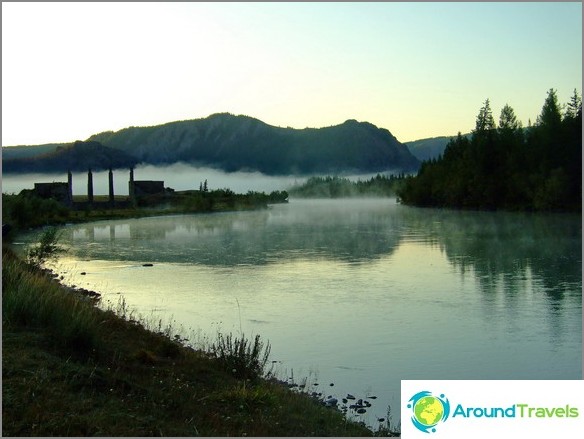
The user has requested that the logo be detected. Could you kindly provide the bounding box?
[408,391,451,433]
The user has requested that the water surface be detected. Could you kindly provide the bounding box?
[22,199,582,426]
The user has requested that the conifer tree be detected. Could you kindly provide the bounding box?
[498,104,521,131]
[564,88,582,120]
[474,99,496,133]
[537,88,562,128]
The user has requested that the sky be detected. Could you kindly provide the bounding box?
[2,1,582,146]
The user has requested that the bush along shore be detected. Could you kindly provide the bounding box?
[2,239,398,436]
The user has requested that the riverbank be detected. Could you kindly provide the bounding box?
[1,189,289,234]
[2,247,388,436]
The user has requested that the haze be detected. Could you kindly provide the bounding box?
[2,2,581,146]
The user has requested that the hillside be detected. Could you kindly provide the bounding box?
[405,134,469,161]
[2,141,138,173]
[3,114,420,175]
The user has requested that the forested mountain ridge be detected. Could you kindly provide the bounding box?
[397,89,582,212]
[86,113,420,175]
[1,113,420,175]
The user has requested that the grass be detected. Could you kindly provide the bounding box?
[2,247,376,437]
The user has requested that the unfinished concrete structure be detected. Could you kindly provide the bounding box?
[33,182,72,205]
[32,168,165,209]
[128,167,165,200]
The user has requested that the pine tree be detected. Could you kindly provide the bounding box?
[564,88,582,120]
[536,88,562,128]
[498,104,521,131]
[474,99,496,134]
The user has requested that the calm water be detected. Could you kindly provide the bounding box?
[17,199,582,426]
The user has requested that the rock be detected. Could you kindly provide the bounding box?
[346,394,355,400]
[325,398,338,407]
[142,263,154,267]
[356,408,367,414]
[80,272,87,275]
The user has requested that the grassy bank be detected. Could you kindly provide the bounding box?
[2,247,382,436]
[2,188,289,233]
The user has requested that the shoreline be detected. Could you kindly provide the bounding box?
[2,234,398,436]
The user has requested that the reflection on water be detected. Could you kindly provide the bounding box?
[20,199,582,426]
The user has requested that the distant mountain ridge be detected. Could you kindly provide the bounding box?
[3,113,420,175]
[2,141,138,174]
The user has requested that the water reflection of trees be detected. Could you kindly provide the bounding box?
[60,206,407,265]
[400,206,582,304]
[60,204,581,308]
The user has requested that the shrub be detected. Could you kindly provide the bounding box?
[26,226,65,268]
[210,332,271,380]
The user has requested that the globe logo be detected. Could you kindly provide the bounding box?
[408,391,450,433]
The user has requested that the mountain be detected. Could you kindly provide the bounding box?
[405,134,471,162]
[2,140,138,173]
[88,113,420,175]
[2,113,420,175]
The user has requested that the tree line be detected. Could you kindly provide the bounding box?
[288,174,405,198]
[397,89,582,212]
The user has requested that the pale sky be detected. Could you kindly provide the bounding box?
[2,2,582,146]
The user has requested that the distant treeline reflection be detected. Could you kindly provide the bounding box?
[59,202,581,305]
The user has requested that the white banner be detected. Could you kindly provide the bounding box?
[401,380,583,438]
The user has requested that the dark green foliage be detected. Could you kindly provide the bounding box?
[398,89,582,212]
[2,191,70,230]
[288,174,406,198]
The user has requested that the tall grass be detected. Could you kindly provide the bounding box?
[2,250,98,352]
[210,332,272,380]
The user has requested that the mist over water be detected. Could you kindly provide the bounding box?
[1,164,305,195]
[1,163,399,196]
[15,199,581,428]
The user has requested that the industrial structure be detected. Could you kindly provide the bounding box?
[32,168,166,209]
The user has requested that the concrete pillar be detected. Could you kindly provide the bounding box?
[87,168,94,204]
[109,168,115,206]
[129,167,135,201]
[67,170,73,205]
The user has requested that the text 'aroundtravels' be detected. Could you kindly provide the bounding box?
[452,404,579,419]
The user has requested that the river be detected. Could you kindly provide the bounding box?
[15,198,582,428]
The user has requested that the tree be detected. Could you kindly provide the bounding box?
[564,88,582,120]
[203,179,208,192]
[536,88,562,128]
[498,104,521,131]
[474,99,496,134]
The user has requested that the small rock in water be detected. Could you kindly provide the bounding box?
[356,408,367,414]
[329,383,334,387]
[346,394,355,400]
[142,263,154,267]
[325,398,338,407]
[80,272,87,275]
